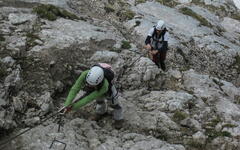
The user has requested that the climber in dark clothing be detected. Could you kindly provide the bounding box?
[144,20,169,71]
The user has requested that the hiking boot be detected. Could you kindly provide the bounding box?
[113,119,124,129]
[90,113,108,121]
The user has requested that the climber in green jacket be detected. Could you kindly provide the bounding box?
[62,63,124,129]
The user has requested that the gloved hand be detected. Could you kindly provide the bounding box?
[59,106,72,114]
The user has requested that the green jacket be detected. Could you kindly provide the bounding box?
[64,70,109,110]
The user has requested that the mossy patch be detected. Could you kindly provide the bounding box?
[192,0,223,13]
[231,13,240,21]
[202,116,231,141]
[135,0,146,5]
[179,7,212,27]
[33,4,79,21]
[117,9,135,21]
[191,0,204,5]
[104,4,115,13]
[173,111,188,122]
[110,47,121,53]
[235,95,240,105]
[26,32,41,49]
[187,140,205,149]
[121,40,131,49]
[205,128,231,141]
[117,0,129,7]
[205,117,221,127]
[222,123,238,128]
[156,0,179,8]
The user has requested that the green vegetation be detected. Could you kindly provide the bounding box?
[117,0,129,7]
[203,116,232,142]
[205,128,231,141]
[121,40,131,49]
[191,0,204,5]
[173,111,188,122]
[192,0,240,21]
[0,35,5,42]
[179,7,212,27]
[156,0,179,8]
[135,0,146,5]
[104,4,115,13]
[33,4,79,21]
[235,95,240,105]
[123,10,135,20]
[117,9,136,21]
[26,32,41,49]
[222,123,238,128]
[187,140,205,149]
[179,66,191,72]
[110,47,121,53]
[231,13,240,21]
[205,117,221,128]
[192,0,223,13]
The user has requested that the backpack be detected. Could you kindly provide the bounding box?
[152,26,167,42]
[94,63,114,86]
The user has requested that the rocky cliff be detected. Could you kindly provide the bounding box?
[0,0,240,150]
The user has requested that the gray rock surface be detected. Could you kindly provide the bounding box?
[0,0,240,150]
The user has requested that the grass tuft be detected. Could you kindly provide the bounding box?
[33,4,79,21]
[121,40,131,49]
[179,7,212,27]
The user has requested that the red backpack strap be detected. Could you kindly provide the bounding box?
[98,63,112,70]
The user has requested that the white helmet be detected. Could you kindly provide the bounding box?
[86,66,104,86]
[156,20,165,30]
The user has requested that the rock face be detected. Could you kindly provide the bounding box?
[0,0,240,150]
[233,0,240,9]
